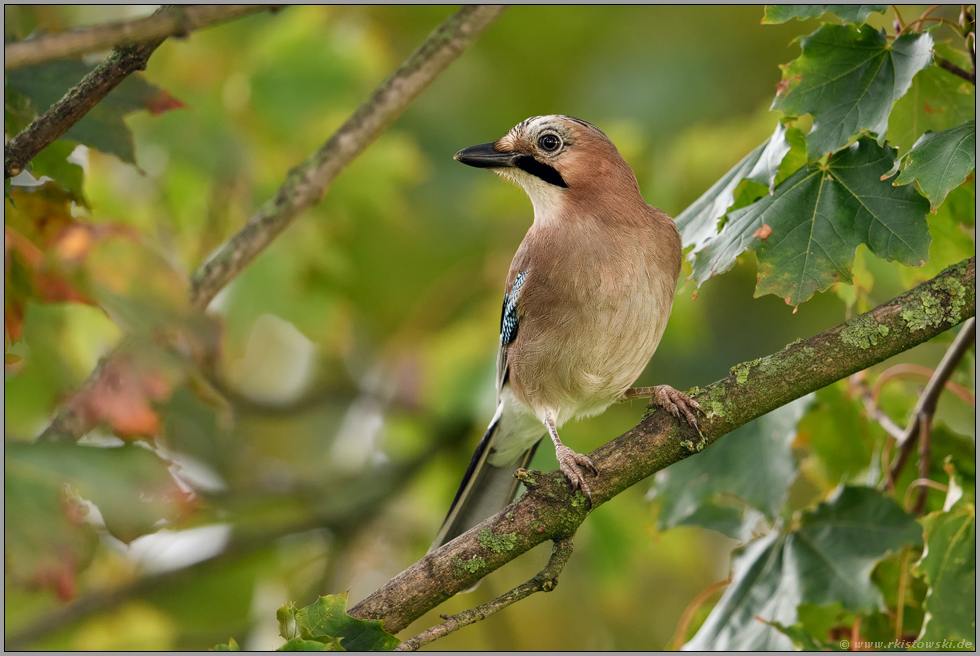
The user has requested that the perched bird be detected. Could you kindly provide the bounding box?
[432,115,700,550]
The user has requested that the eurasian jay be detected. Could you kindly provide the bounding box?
[433,115,700,550]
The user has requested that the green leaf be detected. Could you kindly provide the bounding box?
[763,618,836,650]
[762,5,887,25]
[278,594,399,652]
[5,442,184,544]
[686,487,922,650]
[797,381,874,486]
[893,121,976,212]
[690,137,931,306]
[652,396,811,539]
[915,499,976,643]
[5,60,184,165]
[29,139,87,206]
[4,85,36,135]
[277,637,344,651]
[214,637,242,651]
[772,24,933,158]
[888,60,976,155]
[793,487,922,608]
[676,121,792,256]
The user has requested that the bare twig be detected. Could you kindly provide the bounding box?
[935,54,977,84]
[4,30,166,179]
[887,317,976,490]
[394,538,575,651]
[904,477,949,510]
[33,5,508,444]
[188,4,509,309]
[4,5,281,71]
[853,371,905,441]
[913,413,934,514]
[891,5,907,31]
[672,577,732,650]
[870,363,974,408]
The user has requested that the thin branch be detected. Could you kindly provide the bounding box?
[871,363,974,407]
[394,538,575,652]
[935,55,976,84]
[672,577,732,650]
[887,317,976,490]
[853,371,905,441]
[4,5,281,71]
[348,258,975,633]
[914,413,934,514]
[904,477,948,510]
[33,5,508,444]
[4,23,167,179]
[912,5,946,33]
[188,4,509,310]
[891,5,907,31]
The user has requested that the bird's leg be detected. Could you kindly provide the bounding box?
[545,411,597,498]
[620,385,703,430]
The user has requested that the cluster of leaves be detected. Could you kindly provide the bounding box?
[676,5,975,308]
[658,5,975,650]
[4,42,219,611]
[215,593,399,651]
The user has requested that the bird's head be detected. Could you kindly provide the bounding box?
[454,115,643,219]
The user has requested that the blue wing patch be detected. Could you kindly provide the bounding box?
[500,270,527,346]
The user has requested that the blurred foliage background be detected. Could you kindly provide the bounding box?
[4,5,974,650]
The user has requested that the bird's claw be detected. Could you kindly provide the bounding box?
[652,385,703,430]
[554,445,597,498]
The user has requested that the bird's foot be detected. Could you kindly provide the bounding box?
[622,385,703,428]
[554,445,597,499]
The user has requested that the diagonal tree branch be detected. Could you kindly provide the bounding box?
[886,316,976,490]
[394,537,575,651]
[4,5,281,71]
[4,31,166,179]
[188,4,508,309]
[34,5,509,444]
[348,256,975,634]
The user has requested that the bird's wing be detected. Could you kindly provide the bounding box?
[496,269,527,399]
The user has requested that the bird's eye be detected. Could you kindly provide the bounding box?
[538,134,561,152]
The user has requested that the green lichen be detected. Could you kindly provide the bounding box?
[505,511,514,521]
[681,437,705,453]
[840,314,890,349]
[903,273,968,331]
[453,555,487,577]
[730,359,761,384]
[477,528,517,553]
[708,400,725,419]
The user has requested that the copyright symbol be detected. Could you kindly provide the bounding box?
[840,639,850,650]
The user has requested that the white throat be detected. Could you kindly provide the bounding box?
[494,168,565,226]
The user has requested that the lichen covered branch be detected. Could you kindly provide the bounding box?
[349,257,975,633]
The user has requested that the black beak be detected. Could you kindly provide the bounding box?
[453,142,518,168]
[454,141,569,188]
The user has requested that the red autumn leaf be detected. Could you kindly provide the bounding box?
[67,355,174,438]
[143,88,186,116]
